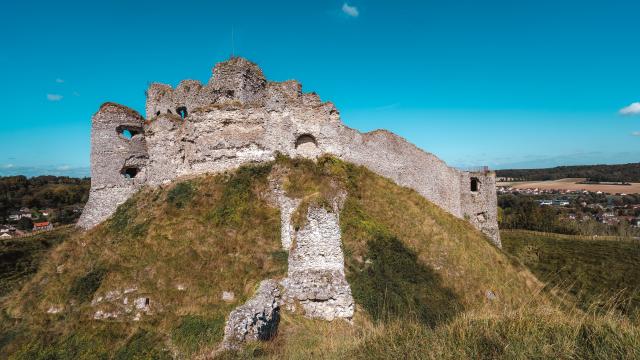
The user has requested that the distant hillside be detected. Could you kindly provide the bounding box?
[0,176,90,223]
[1,157,639,359]
[496,163,640,182]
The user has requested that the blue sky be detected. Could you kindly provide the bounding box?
[1,0,639,177]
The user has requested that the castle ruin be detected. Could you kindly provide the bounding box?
[78,57,500,247]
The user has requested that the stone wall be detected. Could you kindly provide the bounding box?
[80,57,500,246]
[459,171,501,247]
[77,103,148,229]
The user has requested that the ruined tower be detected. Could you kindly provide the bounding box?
[77,103,147,228]
[78,57,501,247]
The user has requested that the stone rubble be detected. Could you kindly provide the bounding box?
[222,291,235,302]
[221,280,281,350]
[89,287,152,321]
[46,306,63,314]
[134,297,150,311]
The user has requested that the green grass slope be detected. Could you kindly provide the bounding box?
[502,229,640,317]
[0,226,75,299]
[1,156,639,359]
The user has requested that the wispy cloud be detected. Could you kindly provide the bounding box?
[632,131,640,136]
[619,102,640,115]
[55,78,64,83]
[72,91,80,97]
[342,3,359,17]
[46,94,63,101]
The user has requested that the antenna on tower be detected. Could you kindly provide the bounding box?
[231,26,235,58]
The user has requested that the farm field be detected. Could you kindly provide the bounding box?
[497,178,640,194]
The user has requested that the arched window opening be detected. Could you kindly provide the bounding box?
[156,111,161,116]
[176,106,188,119]
[116,125,142,140]
[122,167,139,179]
[470,177,479,192]
[295,134,317,149]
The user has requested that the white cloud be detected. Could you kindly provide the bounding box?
[342,3,359,17]
[57,165,71,171]
[55,78,64,83]
[632,131,640,136]
[619,102,640,115]
[46,94,63,101]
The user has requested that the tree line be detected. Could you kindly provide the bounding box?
[496,163,640,182]
[498,194,640,237]
[0,176,90,224]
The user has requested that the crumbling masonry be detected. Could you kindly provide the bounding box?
[77,57,500,247]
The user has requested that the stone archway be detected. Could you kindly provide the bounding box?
[295,134,318,156]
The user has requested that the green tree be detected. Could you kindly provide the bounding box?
[16,217,33,231]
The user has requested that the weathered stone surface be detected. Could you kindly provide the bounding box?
[222,291,235,302]
[80,57,500,246]
[460,172,501,247]
[77,103,147,229]
[46,305,63,314]
[134,297,150,311]
[89,287,153,321]
[281,206,354,320]
[222,279,280,350]
[268,171,302,250]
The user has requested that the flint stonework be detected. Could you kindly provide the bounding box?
[78,57,500,247]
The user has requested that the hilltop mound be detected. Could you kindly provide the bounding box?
[1,157,638,359]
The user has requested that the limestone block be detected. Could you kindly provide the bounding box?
[281,206,354,320]
[222,280,281,350]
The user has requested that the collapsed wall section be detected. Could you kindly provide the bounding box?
[145,57,268,121]
[280,206,354,320]
[77,103,148,229]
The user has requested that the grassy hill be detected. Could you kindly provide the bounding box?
[0,226,75,299]
[502,230,640,317]
[1,156,639,359]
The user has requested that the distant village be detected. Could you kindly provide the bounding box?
[498,186,640,228]
[0,206,83,239]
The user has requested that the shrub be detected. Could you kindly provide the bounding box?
[69,267,106,303]
[167,181,195,209]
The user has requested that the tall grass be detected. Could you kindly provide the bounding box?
[503,229,640,317]
[0,226,74,298]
